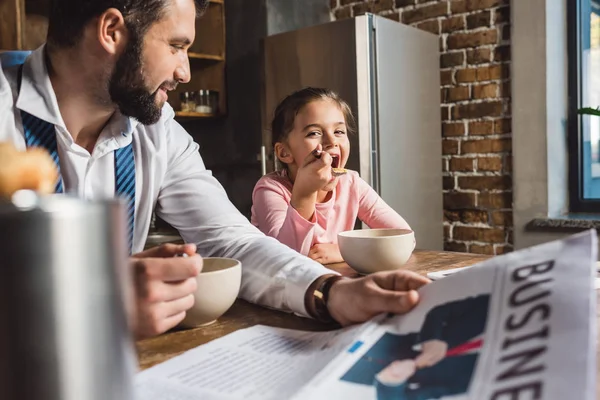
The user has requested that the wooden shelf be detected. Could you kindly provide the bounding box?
[175,111,220,118]
[188,52,224,61]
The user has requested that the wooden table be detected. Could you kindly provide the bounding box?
[136,250,488,370]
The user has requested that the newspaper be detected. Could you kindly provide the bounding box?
[136,230,598,400]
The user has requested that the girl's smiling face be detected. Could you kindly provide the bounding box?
[280,99,350,190]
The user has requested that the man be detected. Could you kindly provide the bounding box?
[341,294,490,400]
[0,0,430,339]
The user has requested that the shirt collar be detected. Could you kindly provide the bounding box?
[16,45,65,129]
[15,45,141,143]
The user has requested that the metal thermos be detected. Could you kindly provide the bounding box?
[0,192,136,400]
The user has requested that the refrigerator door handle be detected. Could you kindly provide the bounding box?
[258,145,267,175]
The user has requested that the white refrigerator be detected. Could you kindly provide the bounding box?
[261,14,443,250]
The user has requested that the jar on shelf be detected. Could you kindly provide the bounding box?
[179,92,196,112]
[195,90,219,115]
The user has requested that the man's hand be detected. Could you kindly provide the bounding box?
[414,339,448,368]
[308,243,344,264]
[376,360,417,385]
[130,243,203,339]
[326,270,430,326]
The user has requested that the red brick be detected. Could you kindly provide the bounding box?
[456,68,477,83]
[444,210,460,222]
[441,16,465,33]
[353,0,394,15]
[495,6,510,24]
[466,10,491,29]
[353,4,368,16]
[491,210,513,226]
[383,12,401,21]
[495,244,513,254]
[402,2,448,24]
[371,0,395,12]
[450,157,475,171]
[500,82,511,97]
[442,139,459,155]
[444,224,451,238]
[441,69,454,86]
[441,52,464,68]
[452,101,504,119]
[502,24,510,41]
[505,155,513,172]
[441,88,446,103]
[494,45,511,62]
[415,20,440,34]
[334,7,352,19]
[458,175,512,191]
[443,176,455,190]
[396,0,416,6]
[476,65,509,81]
[494,118,511,134]
[454,226,505,242]
[451,0,508,14]
[447,86,470,102]
[462,138,511,153]
[461,210,489,224]
[447,29,498,49]
[470,244,495,255]
[443,122,466,137]
[444,241,468,252]
[467,48,492,64]
[444,192,477,209]
[479,192,512,208]
[477,157,503,171]
[472,83,498,99]
[441,105,451,120]
[469,121,494,135]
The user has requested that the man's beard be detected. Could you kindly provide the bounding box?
[108,32,173,126]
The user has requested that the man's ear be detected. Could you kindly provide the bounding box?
[97,8,128,55]
[274,142,293,165]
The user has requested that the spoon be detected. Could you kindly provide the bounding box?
[311,149,348,176]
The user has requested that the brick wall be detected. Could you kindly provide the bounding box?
[330,0,513,255]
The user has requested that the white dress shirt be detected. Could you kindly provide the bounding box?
[0,46,335,316]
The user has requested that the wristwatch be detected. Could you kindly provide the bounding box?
[313,275,345,324]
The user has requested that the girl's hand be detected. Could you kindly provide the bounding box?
[293,144,333,198]
[308,243,344,264]
[290,145,334,221]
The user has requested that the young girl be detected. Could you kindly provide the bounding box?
[251,87,413,264]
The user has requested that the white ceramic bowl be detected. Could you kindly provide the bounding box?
[181,257,241,327]
[338,228,415,274]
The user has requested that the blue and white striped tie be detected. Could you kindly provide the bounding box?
[21,110,136,253]
[114,145,136,253]
[21,111,64,193]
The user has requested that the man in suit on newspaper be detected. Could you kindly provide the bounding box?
[341,294,490,400]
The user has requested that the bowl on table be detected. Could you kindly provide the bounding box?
[180,257,241,327]
[338,228,415,274]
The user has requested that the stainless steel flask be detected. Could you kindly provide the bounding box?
[0,192,136,400]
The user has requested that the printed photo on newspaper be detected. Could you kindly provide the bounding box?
[136,230,598,400]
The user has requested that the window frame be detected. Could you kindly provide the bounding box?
[568,0,600,212]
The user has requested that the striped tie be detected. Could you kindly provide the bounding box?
[21,111,64,193]
[114,145,136,253]
[20,111,136,253]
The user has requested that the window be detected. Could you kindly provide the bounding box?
[569,0,600,211]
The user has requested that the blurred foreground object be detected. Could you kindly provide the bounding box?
[0,142,58,198]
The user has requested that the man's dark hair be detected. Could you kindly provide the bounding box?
[47,0,208,48]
